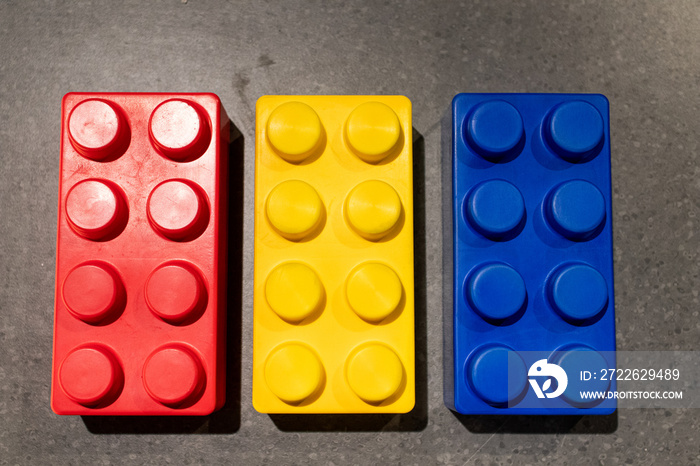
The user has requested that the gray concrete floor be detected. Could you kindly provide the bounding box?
[1,0,699,464]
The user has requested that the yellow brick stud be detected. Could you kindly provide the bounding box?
[266,180,324,240]
[345,180,402,240]
[264,343,325,405]
[345,102,401,163]
[265,262,325,323]
[267,102,324,163]
[346,263,403,322]
[346,343,404,404]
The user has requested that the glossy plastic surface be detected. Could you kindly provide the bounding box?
[52,93,230,415]
[253,96,414,413]
[442,93,615,415]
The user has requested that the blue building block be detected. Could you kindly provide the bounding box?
[442,94,616,415]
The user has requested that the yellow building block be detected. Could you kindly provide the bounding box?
[253,96,414,413]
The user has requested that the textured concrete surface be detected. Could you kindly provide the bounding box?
[1,0,699,464]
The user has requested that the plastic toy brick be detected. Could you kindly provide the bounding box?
[52,93,230,415]
[442,93,616,415]
[253,96,414,413]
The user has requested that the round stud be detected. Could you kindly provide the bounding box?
[553,345,610,406]
[65,179,128,241]
[149,99,211,162]
[345,180,401,240]
[465,180,525,240]
[266,102,323,163]
[346,343,404,404]
[143,345,205,407]
[545,101,604,162]
[545,180,606,241]
[264,343,324,404]
[346,263,403,322]
[465,100,524,162]
[266,180,324,240]
[59,345,123,407]
[147,180,209,241]
[467,345,527,407]
[68,99,129,161]
[63,262,125,324]
[145,262,207,324]
[548,263,608,324]
[345,102,401,163]
[265,262,325,323]
[466,263,527,323]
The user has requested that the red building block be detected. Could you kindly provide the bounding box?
[52,93,230,415]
